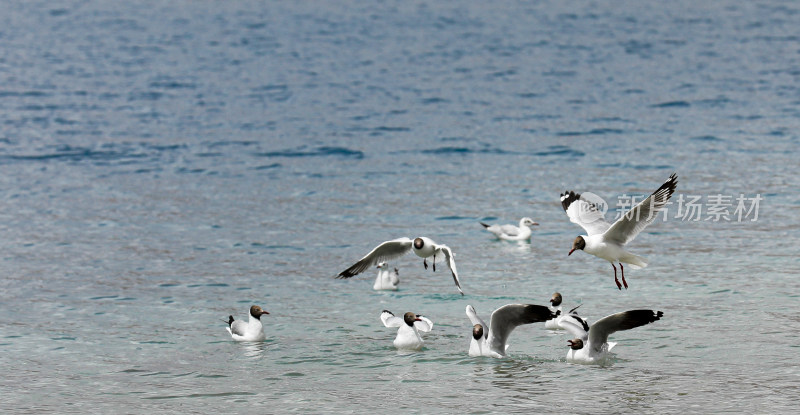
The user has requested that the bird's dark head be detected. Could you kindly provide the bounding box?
[413,237,424,250]
[568,236,586,256]
[404,312,422,326]
[567,339,584,350]
[550,292,563,307]
[250,305,270,319]
[472,324,484,340]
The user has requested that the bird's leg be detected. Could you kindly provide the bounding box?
[423,259,428,270]
[611,263,621,290]
[619,263,628,289]
[432,254,436,272]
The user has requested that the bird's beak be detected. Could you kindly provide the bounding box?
[415,315,422,321]
[532,222,539,226]
[261,311,270,315]
[567,340,573,347]
[568,248,575,256]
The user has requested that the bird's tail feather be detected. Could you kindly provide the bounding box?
[622,253,648,269]
[480,222,490,228]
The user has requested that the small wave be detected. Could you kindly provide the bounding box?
[651,100,690,108]
[556,128,624,136]
[257,146,364,159]
[532,145,585,157]
[436,215,473,221]
[419,146,515,155]
[691,135,723,142]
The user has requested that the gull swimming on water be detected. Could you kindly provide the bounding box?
[561,173,678,289]
[336,237,463,295]
[225,305,269,342]
[562,309,663,365]
[544,292,589,331]
[380,310,433,350]
[373,262,400,291]
[466,304,555,358]
[480,217,539,241]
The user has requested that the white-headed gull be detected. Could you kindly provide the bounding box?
[225,305,269,342]
[480,217,539,241]
[380,310,433,350]
[562,309,663,365]
[561,173,678,289]
[373,262,400,291]
[337,237,463,295]
[544,292,590,331]
[466,304,555,358]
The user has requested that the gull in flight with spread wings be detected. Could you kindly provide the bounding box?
[561,173,678,289]
[336,237,463,295]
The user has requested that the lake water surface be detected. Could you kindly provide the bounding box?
[1,1,799,413]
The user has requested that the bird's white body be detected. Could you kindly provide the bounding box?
[582,234,647,269]
[544,304,564,330]
[381,311,433,351]
[373,263,399,291]
[566,341,618,364]
[226,312,266,342]
[481,217,539,241]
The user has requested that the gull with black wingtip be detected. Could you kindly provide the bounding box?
[466,304,555,358]
[562,309,663,365]
[225,305,270,342]
[380,310,433,350]
[561,173,678,289]
[544,292,590,331]
[336,237,463,295]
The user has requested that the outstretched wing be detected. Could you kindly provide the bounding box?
[414,315,433,332]
[603,173,678,245]
[437,244,464,296]
[560,191,611,236]
[588,309,663,352]
[465,305,489,339]
[380,310,403,328]
[336,238,414,279]
[487,304,555,352]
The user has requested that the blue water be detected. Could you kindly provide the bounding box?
[1,1,799,413]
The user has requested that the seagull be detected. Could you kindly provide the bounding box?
[373,262,400,291]
[480,217,539,241]
[544,292,589,331]
[561,173,678,289]
[336,237,463,295]
[466,304,555,358]
[225,305,269,342]
[380,310,433,350]
[562,309,663,365]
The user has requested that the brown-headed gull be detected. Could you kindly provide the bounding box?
[466,304,555,358]
[562,309,663,365]
[225,305,269,342]
[380,310,433,350]
[544,292,590,331]
[373,262,400,291]
[336,237,463,295]
[561,173,678,289]
[480,217,539,241]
